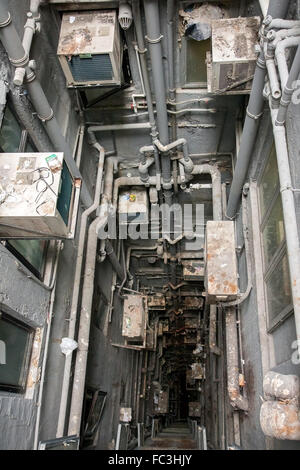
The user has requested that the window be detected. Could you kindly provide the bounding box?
[181,37,211,88]
[259,145,293,330]
[0,310,34,393]
[0,104,48,279]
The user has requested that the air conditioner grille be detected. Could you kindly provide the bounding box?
[68,54,113,82]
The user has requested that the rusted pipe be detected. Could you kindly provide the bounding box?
[225,308,249,411]
[260,401,300,440]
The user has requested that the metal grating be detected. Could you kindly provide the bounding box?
[67,54,113,82]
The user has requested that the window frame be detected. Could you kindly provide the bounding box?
[258,145,293,332]
[0,103,49,280]
[0,309,35,394]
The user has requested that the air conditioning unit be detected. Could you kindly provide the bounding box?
[207,16,260,94]
[57,10,121,88]
[0,153,81,239]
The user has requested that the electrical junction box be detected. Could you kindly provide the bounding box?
[118,189,149,226]
[122,294,147,343]
[207,16,260,94]
[205,221,238,302]
[0,153,80,239]
[189,402,201,418]
[120,407,132,423]
[154,390,169,415]
[57,10,121,87]
[182,260,204,281]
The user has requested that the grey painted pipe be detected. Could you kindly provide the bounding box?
[276,44,300,126]
[268,19,300,30]
[88,123,151,132]
[68,157,116,436]
[132,0,156,135]
[143,0,171,186]
[68,217,99,436]
[275,36,300,88]
[226,0,290,219]
[105,240,125,280]
[225,308,249,411]
[167,0,175,102]
[56,138,105,438]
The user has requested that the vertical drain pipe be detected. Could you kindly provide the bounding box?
[226,0,291,219]
[143,0,172,202]
[56,136,105,438]
[68,158,115,437]
[225,308,249,411]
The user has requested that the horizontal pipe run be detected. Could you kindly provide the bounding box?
[88,123,151,132]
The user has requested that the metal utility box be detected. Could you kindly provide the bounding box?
[122,294,147,344]
[154,390,169,415]
[191,363,205,380]
[207,16,260,93]
[118,189,149,226]
[120,407,132,423]
[189,402,201,418]
[0,153,80,239]
[205,221,238,302]
[147,294,166,310]
[57,10,121,87]
[183,260,204,281]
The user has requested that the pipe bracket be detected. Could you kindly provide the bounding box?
[246,107,263,121]
[38,108,54,122]
[145,34,163,44]
[9,52,29,68]
[0,12,11,28]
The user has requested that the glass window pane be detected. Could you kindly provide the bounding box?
[0,315,32,390]
[186,38,210,85]
[8,239,46,275]
[262,193,285,265]
[0,107,22,152]
[266,254,292,322]
[259,145,279,218]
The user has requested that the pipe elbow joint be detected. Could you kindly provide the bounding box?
[179,157,194,174]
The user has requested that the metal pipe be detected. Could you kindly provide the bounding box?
[105,240,125,281]
[56,136,106,438]
[268,19,300,30]
[68,217,99,436]
[276,44,300,126]
[259,0,269,17]
[226,0,291,219]
[167,0,175,102]
[143,0,171,187]
[0,2,92,208]
[132,0,157,136]
[88,123,151,132]
[33,241,62,449]
[225,307,249,411]
[275,36,300,88]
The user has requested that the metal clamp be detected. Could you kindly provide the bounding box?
[9,53,29,68]
[145,34,163,44]
[38,108,54,122]
[246,107,263,121]
[0,12,11,28]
